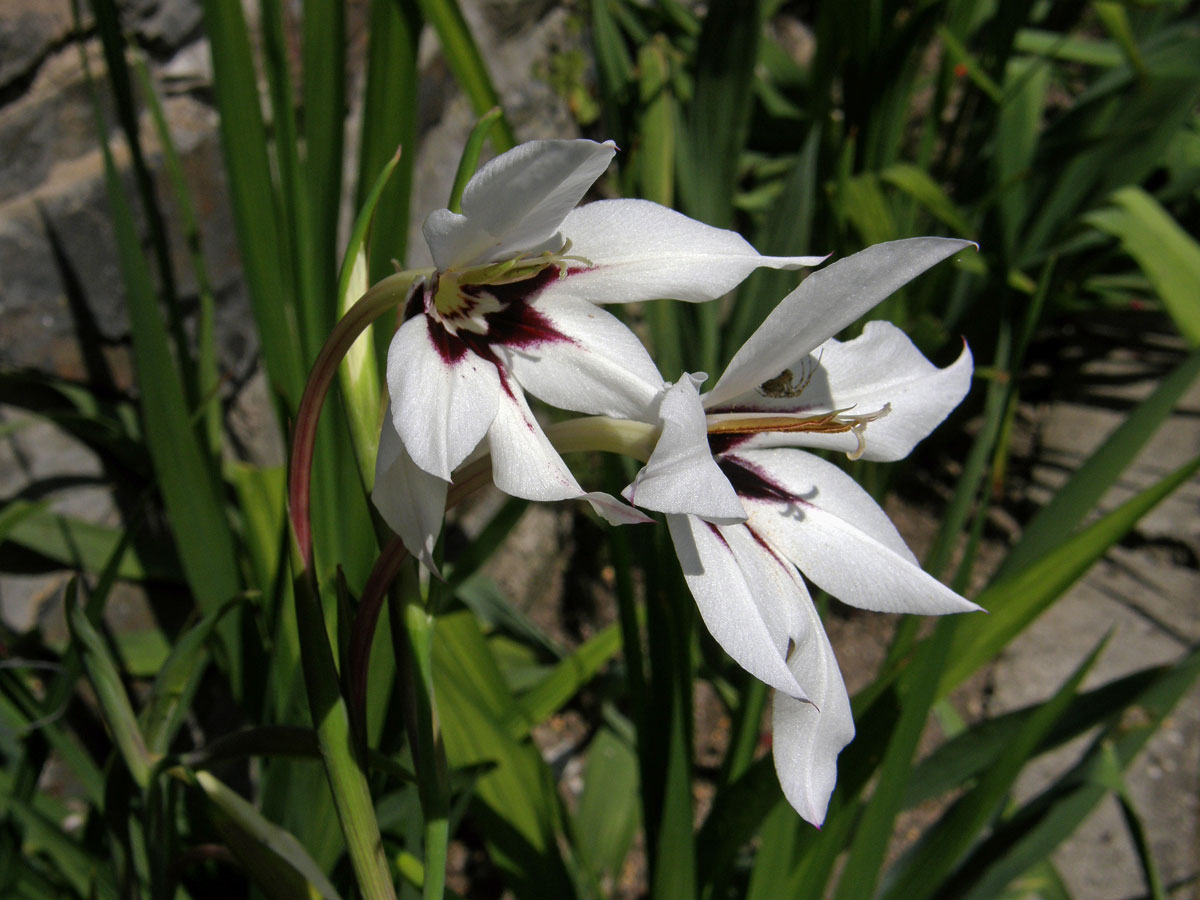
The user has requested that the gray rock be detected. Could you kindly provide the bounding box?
[0,0,74,91]
[121,0,204,53]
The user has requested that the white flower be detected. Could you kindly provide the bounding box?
[374,139,822,568]
[623,238,982,825]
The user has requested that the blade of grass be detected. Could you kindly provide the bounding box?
[2,501,182,583]
[86,58,243,624]
[302,0,346,355]
[514,624,621,732]
[128,50,222,454]
[681,0,764,374]
[832,617,959,900]
[4,796,120,900]
[726,126,821,357]
[431,610,575,898]
[194,770,345,900]
[941,451,1200,694]
[880,632,1111,900]
[88,0,195,411]
[448,108,505,214]
[1085,187,1200,347]
[637,36,684,379]
[574,728,640,890]
[907,658,1184,809]
[1113,780,1167,900]
[946,644,1200,900]
[67,582,153,788]
[359,0,422,285]
[998,347,1200,579]
[415,0,514,150]
[142,597,244,754]
[200,0,306,404]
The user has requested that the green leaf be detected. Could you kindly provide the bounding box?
[515,624,621,732]
[432,610,575,899]
[142,596,243,754]
[1014,29,1124,67]
[880,633,1110,899]
[448,108,505,214]
[880,164,973,236]
[945,646,1200,900]
[1113,780,1168,900]
[200,0,306,403]
[302,0,346,352]
[937,24,1003,102]
[195,771,344,900]
[454,574,563,660]
[680,0,763,228]
[839,172,899,246]
[87,41,243,619]
[359,0,421,288]
[941,452,1200,694]
[574,728,640,887]
[0,501,182,582]
[637,36,684,380]
[727,127,821,356]
[129,50,223,454]
[994,56,1050,256]
[4,795,120,900]
[833,620,957,900]
[1092,1,1146,80]
[415,0,514,150]
[68,584,153,788]
[906,660,1182,809]
[998,348,1200,579]
[696,753,784,891]
[589,0,636,145]
[1084,186,1200,346]
[291,561,396,900]
[0,499,51,545]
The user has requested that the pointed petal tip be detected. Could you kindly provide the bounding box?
[585,491,654,525]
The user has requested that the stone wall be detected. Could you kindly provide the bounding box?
[0,0,583,626]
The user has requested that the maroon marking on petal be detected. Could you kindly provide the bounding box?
[704,520,731,548]
[718,454,797,504]
[425,316,470,364]
[494,362,519,402]
[474,270,579,352]
[708,433,752,457]
[404,279,431,322]
[745,521,796,576]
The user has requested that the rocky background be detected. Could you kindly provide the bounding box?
[0,1,1196,896]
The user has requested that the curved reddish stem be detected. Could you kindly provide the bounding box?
[349,536,411,723]
[287,272,422,570]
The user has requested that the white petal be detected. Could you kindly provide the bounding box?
[737,449,981,615]
[538,199,823,304]
[500,297,664,421]
[486,384,585,501]
[772,593,854,827]
[583,492,654,526]
[372,409,448,573]
[623,376,745,524]
[710,321,974,462]
[667,514,810,699]
[706,238,976,408]
[423,140,616,270]
[387,315,501,480]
